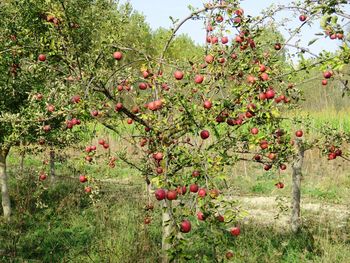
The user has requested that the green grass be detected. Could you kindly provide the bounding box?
[287,108,350,133]
[1,170,349,263]
[0,171,161,262]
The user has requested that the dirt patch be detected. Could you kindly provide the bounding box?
[236,196,350,227]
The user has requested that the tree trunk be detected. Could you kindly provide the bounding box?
[49,149,55,183]
[291,139,304,233]
[20,150,25,175]
[0,147,11,220]
[161,201,172,263]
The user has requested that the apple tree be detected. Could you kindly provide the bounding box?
[0,0,158,219]
[83,0,350,260]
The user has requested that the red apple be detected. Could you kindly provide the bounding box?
[295,130,303,137]
[260,140,269,150]
[266,89,275,99]
[233,17,241,24]
[299,15,307,22]
[254,154,261,161]
[190,184,199,193]
[206,25,214,31]
[113,51,123,60]
[235,8,244,16]
[205,55,214,64]
[195,75,204,84]
[115,102,123,111]
[203,100,212,109]
[328,152,336,160]
[216,15,223,23]
[231,53,237,60]
[274,43,282,50]
[247,75,256,84]
[198,188,206,197]
[39,173,47,181]
[180,220,191,233]
[323,71,332,79]
[79,175,87,183]
[260,72,269,81]
[155,189,166,200]
[216,214,224,222]
[259,64,267,72]
[218,57,225,64]
[226,251,234,259]
[200,130,210,140]
[43,125,51,132]
[38,54,46,62]
[251,127,259,135]
[268,152,276,160]
[264,164,272,171]
[221,36,229,44]
[131,106,139,114]
[36,93,43,100]
[230,227,241,236]
[142,70,150,78]
[154,152,163,161]
[91,110,99,117]
[166,190,178,200]
[139,82,147,90]
[259,92,267,100]
[144,217,151,224]
[192,170,200,177]
[197,211,205,221]
[177,186,187,195]
[235,35,243,43]
[85,146,92,153]
[335,149,342,156]
[47,104,55,112]
[71,95,81,104]
[275,182,284,189]
[211,36,219,44]
[84,186,92,193]
[174,70,184,80]
[322,79,328,86]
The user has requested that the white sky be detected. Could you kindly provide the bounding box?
[120,0,350,58]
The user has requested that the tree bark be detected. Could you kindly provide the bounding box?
[161,201,172,263]
[291,139,304,233]
[49,149,55,183]
[20,150,25,175]
[0,147,11,220]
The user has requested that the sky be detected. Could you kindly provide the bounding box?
[119,0,347,59]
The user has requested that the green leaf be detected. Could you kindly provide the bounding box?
[308,38,319,46]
